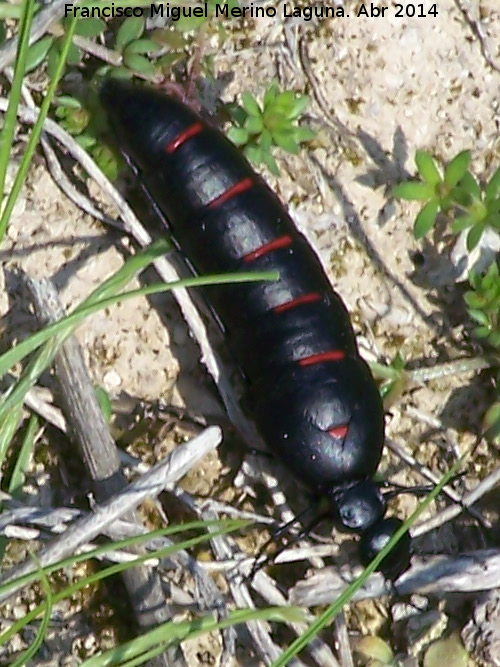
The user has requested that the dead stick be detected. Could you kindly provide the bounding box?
[23,275,210,666]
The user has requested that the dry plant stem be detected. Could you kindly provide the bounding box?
[385,436,487,528]
[39,133,116,223]
[0,423,221,600]
[0,500,227,613]
[413,463,500,538]
[25,275,185,667]
[334,614,354,667]
[297,34,357,141]
[250,570,339,667]
[25,279,186,667]
[406,356,492,383]
[454,0,500,74]
[72,34,123,66]
[23,383,66,430]
[16,74,115,223]
[290,549,500,607]
[202,508,302,667]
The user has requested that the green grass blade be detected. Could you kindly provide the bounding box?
[80,607,304,667]
[0,0,37,237]
[270,457,464,667]
[10,556,53,667]
[8,413,38,497]
[0,519,251,646]
[0,518,249,604]
[0,12,78,240]
[0,268,277,380]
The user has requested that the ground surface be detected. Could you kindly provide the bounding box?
[1,1,500,665]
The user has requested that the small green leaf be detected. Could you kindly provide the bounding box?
[123,52,155,76]
[393,181,434,201]
[486,212,500,229]
[226,102,246,127]
[95,386,112,422]
[55,95,82,109]
[116,16,144,51]
[284,95,309,120]
[74,17,106,37]
[227,126,249,145]
[46,45,60,79]
[423,633,468,667]
[444,150,471,187]
[76,134,96,149]
[25,36,54,72]
[261,150,280,175]
[451,214,475,233]
[380,379,397,401]
[245,145,263,164]
[355,636,394,664]
[468,309,490,326]
[488,331,500,348]
[414,198,439,239]
[257,128,273,151]
[263,81,279,107]
[466,223,485,251]
[485,166,500,203]
[66,41,82,66]
[392,351,406,371]
[152,27,186,49]
[459,171,481,199]
[272,131,300,154]
[464,291,485,309]
[175,13,207,32]
[415,150,441,185]
[294,126,316,142]
[124,38,162,55]
[91,145,119,181]
[242,91,261,117]
[244,114,264,134]
[483,402,500,441]
[474,325,492,339]
[59,107,90,134]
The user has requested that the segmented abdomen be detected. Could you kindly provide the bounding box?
[101,81,385,493]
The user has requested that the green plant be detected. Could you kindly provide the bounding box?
[109,15,163,78]
[483,376,500,444]
[394,149,500,251]
[227,81,316,175]
[465,261,500,349]
[53,93,120,180]
[25,17,106,75]
[371,351,408,404]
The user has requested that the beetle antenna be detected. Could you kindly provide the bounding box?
[245,504,322,581]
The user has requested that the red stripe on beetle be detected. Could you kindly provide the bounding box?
[273,292,322,314]
[164,122,204,154]
[207,177,254,209]
[298,350,346,367]
[328,424,349,439]
[243,235,293,263]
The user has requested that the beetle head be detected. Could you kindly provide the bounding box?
[327,481,411,579]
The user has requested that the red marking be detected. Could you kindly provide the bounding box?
[207,177,254,209]
[328,424,349,439]
[164,122,203,154]
[243,235,293,263]
[273,292,321,314]
[298,350,346,367]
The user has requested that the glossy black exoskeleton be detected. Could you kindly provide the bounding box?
[100,79,411,578]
